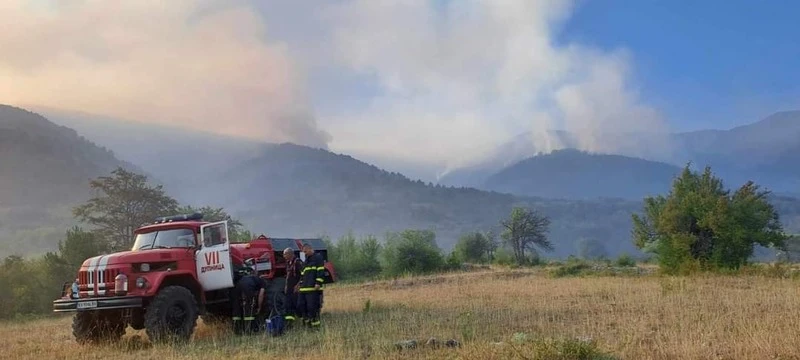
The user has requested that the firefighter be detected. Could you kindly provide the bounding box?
[297,243,324,328]
[231,265,266,335]
[282,247,303,327]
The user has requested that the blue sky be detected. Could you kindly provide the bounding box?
[558,0,800,131]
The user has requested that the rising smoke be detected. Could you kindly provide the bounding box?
[312,0,676,173]
[0,0,331,149]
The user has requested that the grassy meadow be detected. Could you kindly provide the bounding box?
[3,265,800,360]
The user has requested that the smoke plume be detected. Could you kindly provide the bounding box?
[0,0,331,149]
[311,0,674,170]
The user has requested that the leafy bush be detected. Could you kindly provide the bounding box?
[381,230,445,277]
[328,233,382,281]
[453,231,494,263]
[550,260,592,278]
[615,253,636,267]
[492,247,516,266]
[633,165,789,274]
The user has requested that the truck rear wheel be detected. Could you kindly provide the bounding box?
[72,311,126,344]
[144,286,198,343]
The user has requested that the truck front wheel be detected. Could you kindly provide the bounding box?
[72,311,126,344]
[144,286,199,343]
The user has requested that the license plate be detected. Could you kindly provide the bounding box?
[77,301,97,309]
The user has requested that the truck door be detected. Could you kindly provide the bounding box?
[196,221,234,291]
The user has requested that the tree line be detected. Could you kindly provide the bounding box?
[0,167,553,319]
[1,163,797,320]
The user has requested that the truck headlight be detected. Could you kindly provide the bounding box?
[136,277,148,289]
[114,274,128,295]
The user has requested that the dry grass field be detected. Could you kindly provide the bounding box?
[3,266,800,360]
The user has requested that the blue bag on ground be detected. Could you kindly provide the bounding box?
[265,313,285,336]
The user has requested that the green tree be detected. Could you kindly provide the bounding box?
[73,167,179,250]
[381,229,444,276]
[332,232,383,280]
[485,230,500,261]
[356,235,382,276]
[233,229,254,243]
[500,207,552,265]
[453,231,492,263]
[632,164,788,273]
[56,226,108,269]
[176,205,246,241]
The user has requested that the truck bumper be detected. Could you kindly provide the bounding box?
[53,296,144,313]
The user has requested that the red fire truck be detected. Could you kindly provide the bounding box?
[52,213,336,344]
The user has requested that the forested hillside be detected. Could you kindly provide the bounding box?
[5,105,800,260]
[673,110,800,194]
[1,106,648,258]
[440,111,800,198]
[36,107,265,201]
[0,105,138,256]
[197,143,800,258]
[484,149,682,200]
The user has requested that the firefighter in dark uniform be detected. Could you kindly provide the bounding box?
[282,247,303,327]
[231,265,266,335]
[297,243,325,328]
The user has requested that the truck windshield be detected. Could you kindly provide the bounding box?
[132,228,196,250]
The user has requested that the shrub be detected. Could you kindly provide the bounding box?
[632,165,788,274]
[615,253,636,267]
[381,230,444,276]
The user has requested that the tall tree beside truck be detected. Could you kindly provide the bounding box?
[72,167,180,250]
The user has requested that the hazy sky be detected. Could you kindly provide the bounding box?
[2,0,798,170]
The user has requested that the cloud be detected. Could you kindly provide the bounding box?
[309,0,673,169]
[0,0,331,148]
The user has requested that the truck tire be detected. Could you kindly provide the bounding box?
[72,311,126,344]
[144,286,198,343]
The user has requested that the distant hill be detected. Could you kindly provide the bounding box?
[483,149,682,199]
[0,105,140,257]
[673,110,800,193]
[440,111,800,198]
[19,108,649,257]
[196,143,652,257]
[437,131,578,188]
[0,105,140,207]
[33,107,265,201]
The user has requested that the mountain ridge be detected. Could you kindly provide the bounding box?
[440,110,800,196]
[484,149,682,200]
[0,104,143,257]
[4,104,799,260]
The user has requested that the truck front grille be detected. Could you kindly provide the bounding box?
[78,268,120,297]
